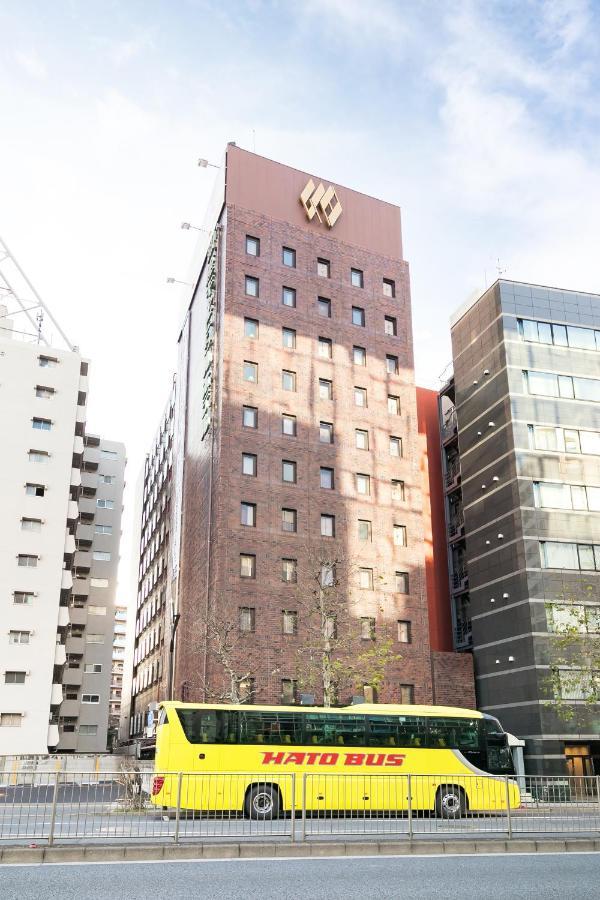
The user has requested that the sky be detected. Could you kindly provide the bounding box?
[1,0,600,593]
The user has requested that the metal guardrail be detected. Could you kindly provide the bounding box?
[0,772,599,844]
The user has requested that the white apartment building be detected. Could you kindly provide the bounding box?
[0,307,88,753]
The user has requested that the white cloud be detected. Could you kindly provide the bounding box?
[14,49,47,80]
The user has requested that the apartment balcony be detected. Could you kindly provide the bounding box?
[54,643,67,666]
[57,606,70,628]
[79,374,89,395]
[64,533,76,555]
[76,404,86,424]
[76,522,94,543]
[74,550,92,571]
[73,436,84,455]
[448,516,465,541]
[47,723,60,748]
[57,730,77,751]
[68,606,87,626]
[66,635,85,655]
[441,410,458,445]
[81,471,97,492]
[78,497,96,517]
[451,567,469,593]
[83,445,100,468]
[72,577,90,597]
[61,569,73,591]
[63,666,83,687]
[70,468,82,488]
[66,499,79,522]
[59,699,80,717]
[444,462,461,491]
[50,683,64,706]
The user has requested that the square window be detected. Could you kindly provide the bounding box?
[282,414,297,436]
[354,387,367,407]
[390,436,402,457]
[393,524,407,546]
[351,268,364,288]
[383,278,395,298]
[38,355,58,368]
[361,616,375,639]
[282,247,296,267]
[391,479,405,500]
[353,346,366,366]
[355,429,369,450]
[241,502,256,527]
[384,316,397,336]
[246,235,260,256]
[317,258,330,278]
[245,275,259,297]
[356,473,370,495]
[282,508,297,533]
[282,610,298,635]
[400,684,414,704]
[321,514,335,537]
[244,317,259,339]
[25,483,45,497]
[21,518,41,532]
[18,555,38,568]
[318,297,331,318]
[242,453,257,476]
[243,406,258,428]
[282,370,296,391]
[386,354,399,374]
[282,286,297,308]
[282,460,297,483]
[352,306,365,327]
[320,564,335,587]
[5,671,26,684]
[28,450,49,463]
[35,385,54,398]
[359,569,374,590]
[282,327,296,348]
[319,379,333,401]
[240,554,256,578]
[319,421,334,443]
[320,467,334,489]
[13,592,33,605]
[243,361,258,383]
[239,607,255,632]
[318,336,332,358]
[282,558,297,583]
[358,519,372,541]
[397,620,411,643]
[388,395,400,415]
[32,417,52,431]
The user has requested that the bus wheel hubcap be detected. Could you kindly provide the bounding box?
[253,793,272,813]
[443,793,459,812]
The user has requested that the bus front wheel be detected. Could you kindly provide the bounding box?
[435,785,467,819]
[244,784,280,820]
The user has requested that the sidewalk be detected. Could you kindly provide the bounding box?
[2,836,599,865]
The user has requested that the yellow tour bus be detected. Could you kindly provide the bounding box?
[151,701,520,819]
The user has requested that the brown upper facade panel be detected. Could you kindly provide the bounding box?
[225,145,403,261]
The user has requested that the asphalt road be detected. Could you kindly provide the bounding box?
[1,854,599,899]
[1,801,599,842]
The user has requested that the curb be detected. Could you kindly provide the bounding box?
[1,838,599,865]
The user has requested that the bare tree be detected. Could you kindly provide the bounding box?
[546,584,600,723]
[290,543,401,706]
[198,600,256,703]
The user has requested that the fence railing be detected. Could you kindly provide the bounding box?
[0,772,599,845]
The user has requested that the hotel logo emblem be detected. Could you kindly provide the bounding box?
[300,179,342,228]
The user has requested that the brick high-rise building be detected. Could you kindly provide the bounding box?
[129,146,474,727]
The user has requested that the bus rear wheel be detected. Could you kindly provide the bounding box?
[435,785,467,819]
[244,784,280,820]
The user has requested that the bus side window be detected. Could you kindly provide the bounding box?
[216,710,238,743]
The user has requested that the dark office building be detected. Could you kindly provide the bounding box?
[441,279,600,775]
